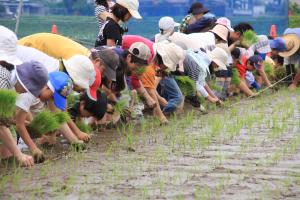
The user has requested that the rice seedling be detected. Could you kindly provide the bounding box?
[0,89,17,118]
[240,30,258,48]
[54,112,71,124]
[28,110,68,137]
[175,76,196,96]
[75,120,92,134]
[0,90,17,126]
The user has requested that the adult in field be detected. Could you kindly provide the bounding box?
[179,2,214,34]
[277,29,300,90]
[95,0,142,47]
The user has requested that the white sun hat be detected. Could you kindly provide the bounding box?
[154,42,185,72]
[116,0,142,20]
[208,47,228,71]
[63,55,95,89]
[0,26,22,65]
[216,17,234,32]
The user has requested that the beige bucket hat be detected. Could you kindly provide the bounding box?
[210,24,229,42]
[208,47,228,71]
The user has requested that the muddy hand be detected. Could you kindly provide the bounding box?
[146,98,157,109]
[16,153,34,167]
[216,99,224,107]
[32,148,46,164]
[77,131,91,142]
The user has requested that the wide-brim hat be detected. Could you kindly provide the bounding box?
[210,25,229,42]
[153,42,185,72]
[207,47,228,71]
[278,34,300,58]
[116,0,142,20]
[63,55,95,90]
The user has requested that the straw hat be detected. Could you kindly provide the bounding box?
[278,34,300,58]
[208,47,228,71]
[210,24,229,42]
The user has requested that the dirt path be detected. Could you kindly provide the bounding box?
[1,89,300,200]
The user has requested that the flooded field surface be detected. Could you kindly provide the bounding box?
[1,89,300,199]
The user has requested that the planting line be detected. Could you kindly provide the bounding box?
[229,74,293,108]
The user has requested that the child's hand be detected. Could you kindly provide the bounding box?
[77,131,91,142]
[16,153,34,167]
[31,148,45,164]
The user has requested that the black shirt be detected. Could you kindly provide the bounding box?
[96,18,124,47]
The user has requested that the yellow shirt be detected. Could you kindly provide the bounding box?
[18,33,90,59]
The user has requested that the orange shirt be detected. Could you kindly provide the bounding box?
[140,64,157,89]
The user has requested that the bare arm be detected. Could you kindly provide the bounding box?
[0,126,34,166]
[145,88,168,123]
[15,108,37,152]
[257,68,271,87]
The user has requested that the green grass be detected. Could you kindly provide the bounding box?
[0,90,17,119]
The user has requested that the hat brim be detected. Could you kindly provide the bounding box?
[62,59,89,89]
[87,87,97,101]
[104,65,116,81]
[0,54,22,66]
[212,59,227,71]
[15,66,31,95]
[192,8,209,15]
[279,34,300,58]
[53,92,67,111]
[156,46,176,71]
[128,9,142,20]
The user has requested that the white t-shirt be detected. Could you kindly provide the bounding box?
[168,32,216,52]
[188,32,216,52]
[17,45,59,73]
[16,92,44,113]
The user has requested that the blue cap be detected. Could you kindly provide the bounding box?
[248,55,263,70]
[269,38,286,52]
[48,72,73,111]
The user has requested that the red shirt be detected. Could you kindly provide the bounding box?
[236,55,247,78]
[122,35,154,61]
[130,75,141,90]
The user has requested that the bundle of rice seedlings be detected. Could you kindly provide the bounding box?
[76,120,92,134]
[240,30,258,48]
[114,98,128,115]
[175,76,196,96]
[0,89,17,119]
[264,61,274,80]
[274,66,286,81]
[67,92,80,109]
[54,112,71,124]
[232,68,241,86]
[28,111,60,137]
[208,80,222,92]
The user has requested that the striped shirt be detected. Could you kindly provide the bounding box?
[0,65,12,89]
[95,5,108,36]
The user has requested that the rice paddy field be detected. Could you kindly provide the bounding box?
[1,88,300,199]
[1,15,300,199]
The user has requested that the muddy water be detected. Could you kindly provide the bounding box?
[1,89,300,200]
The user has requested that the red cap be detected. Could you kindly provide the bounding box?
[87,67,101,101]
